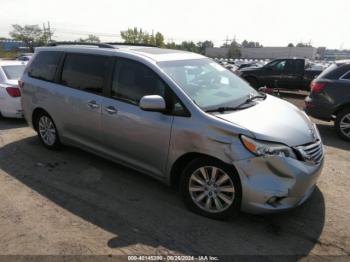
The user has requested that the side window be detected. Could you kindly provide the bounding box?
[341,71,350,80]
[112,59,165,104]
[28,51,62,82]
[275,60,286,71]
[61,54,109,94]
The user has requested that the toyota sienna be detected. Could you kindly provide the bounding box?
[20,43,324,219]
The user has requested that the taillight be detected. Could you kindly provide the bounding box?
[310,82,326,94]
[6,87,21,97]
[18,80,24,89]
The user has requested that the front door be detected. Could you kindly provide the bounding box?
[262,59,286,88]
[101,58,174,177]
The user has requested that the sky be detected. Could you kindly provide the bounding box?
[0,0,349,49]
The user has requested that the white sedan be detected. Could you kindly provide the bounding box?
[0,61,26,118]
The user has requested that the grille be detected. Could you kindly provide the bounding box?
[295,140,324,164]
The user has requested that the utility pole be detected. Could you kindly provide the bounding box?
[43,21,53,43]
[47,21,52,42]
[223,36,233,47]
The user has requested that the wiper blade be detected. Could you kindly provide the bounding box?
[206,107,241,113]
[205,93,266,113]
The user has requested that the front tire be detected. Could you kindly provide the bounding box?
[35,112,61,149]
[335,108,350,141]
[180,157,241,220]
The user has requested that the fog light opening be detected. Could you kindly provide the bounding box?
[267,196,286,207]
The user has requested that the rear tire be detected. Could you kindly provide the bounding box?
[180,157,241,220]
[34,111,61,150]
[335,108,350,141]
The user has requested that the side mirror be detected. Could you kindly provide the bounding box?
[139,95,166,112]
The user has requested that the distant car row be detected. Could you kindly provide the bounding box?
[215,57,350,141]
[214,57,334,73]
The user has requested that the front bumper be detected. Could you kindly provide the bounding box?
[234,155,324,214]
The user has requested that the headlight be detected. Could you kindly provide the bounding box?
[240,135,297,159]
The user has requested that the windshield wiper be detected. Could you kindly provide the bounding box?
[205,93,266,113]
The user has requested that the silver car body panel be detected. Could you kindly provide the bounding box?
[21,46,324,213]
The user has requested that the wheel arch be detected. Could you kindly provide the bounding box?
[333,103,350,117]
[32,107,50,131]
[169,152,239,188]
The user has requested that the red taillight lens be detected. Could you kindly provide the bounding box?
[310,82,326,94]
[18,80,24,89]
[6,87,21,97]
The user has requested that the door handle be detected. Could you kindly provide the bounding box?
[104,106,117,114]
[87,100,100,109]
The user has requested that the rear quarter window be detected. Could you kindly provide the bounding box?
[317,63,350,80]
[341,71,350,80]
[28,51,63,82]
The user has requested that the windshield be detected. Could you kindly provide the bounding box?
[2,65,26,80]
[158,59,258,110]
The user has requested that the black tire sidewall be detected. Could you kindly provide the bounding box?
[35,112,61,150]
[180,157,242,220]
[335,108,350,141]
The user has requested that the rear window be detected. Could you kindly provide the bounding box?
[316,64,338,79]
[2,65,25,80]
[28,51,62,82]
[61,53,109,94]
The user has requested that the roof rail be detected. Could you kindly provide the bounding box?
[47,42,115,49]
[105,42,157,47]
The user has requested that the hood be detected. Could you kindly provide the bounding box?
[214,95,317,147]
[239,66,261,73]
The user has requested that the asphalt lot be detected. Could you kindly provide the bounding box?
[0,92,349,259]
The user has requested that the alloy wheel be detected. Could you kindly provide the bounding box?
[340,113,350,138]
[38,116,57,146]
[189,166,235,213]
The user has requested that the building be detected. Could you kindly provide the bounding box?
[0,39,27,51]
[205,46,321,60]
[323,49,350,60]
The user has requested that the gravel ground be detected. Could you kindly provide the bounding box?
[0,92,349,260]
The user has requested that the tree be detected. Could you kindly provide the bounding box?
[287,43,294,47]
[9,24,53,51]
[179,41,200,53]
[120,27,165,47]
[241,39,263,48]
[197,40,214,54]
[227,40,241,58]
[155,32,165,48]
[296,42,312,47]
[165,42,177,49]
[78,34,101,43]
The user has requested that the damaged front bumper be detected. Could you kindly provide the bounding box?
[234,155,324,214]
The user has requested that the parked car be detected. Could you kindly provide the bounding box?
[21,43,324,219]
[16,53,33,62]
[237,58,322,90]
[224,63,238,72]
[237,62,260,70]
[305,60,350,141]
[0,61,26,118]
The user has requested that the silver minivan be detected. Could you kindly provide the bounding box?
[21,43,324,219]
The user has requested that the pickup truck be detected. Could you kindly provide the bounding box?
[237,58,322,90]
